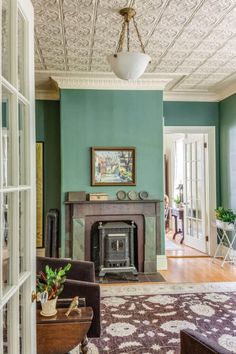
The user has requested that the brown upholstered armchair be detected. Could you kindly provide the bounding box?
[180,329,231,354]
[36,257,101,338]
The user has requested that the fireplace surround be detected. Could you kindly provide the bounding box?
[65,200,161,273]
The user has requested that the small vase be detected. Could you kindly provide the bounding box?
[40,297,58,317]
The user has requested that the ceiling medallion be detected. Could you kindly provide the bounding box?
[107,7,151,81]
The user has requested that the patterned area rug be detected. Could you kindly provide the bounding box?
[72,283,236,354]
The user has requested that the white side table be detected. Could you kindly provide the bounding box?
[212,222,236,267]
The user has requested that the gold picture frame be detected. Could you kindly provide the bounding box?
[91,147,136,186]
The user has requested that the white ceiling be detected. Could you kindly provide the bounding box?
[33,0,236,100]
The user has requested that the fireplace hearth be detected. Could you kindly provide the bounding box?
[97,221,138,278]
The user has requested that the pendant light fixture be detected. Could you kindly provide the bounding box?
[107,7,151,81]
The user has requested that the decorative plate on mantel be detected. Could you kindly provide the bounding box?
[127,191,139,200]
[139,191,149,200]
[116,190,127,200]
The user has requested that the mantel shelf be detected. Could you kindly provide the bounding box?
[65,199,162,205]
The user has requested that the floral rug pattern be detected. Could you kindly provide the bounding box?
[88,292,236,354]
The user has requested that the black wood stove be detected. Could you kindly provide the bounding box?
[98,221,138,278]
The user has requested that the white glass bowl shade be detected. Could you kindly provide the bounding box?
[107,51,151,80]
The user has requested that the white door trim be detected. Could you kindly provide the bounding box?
[1,0,36,352]
[164,126,217,256]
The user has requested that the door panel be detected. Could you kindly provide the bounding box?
[0,0,36,353]
[183,135,206,253]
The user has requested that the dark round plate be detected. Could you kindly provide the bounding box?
[116,190,127,200]
[139,191,149,200]
[127,191,139,200]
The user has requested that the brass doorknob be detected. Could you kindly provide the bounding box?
[31,291,37,303]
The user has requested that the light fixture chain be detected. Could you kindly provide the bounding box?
[127,20,130,52]
[132,17,146,54]
[117,20,126,53]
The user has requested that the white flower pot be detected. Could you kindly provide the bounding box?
[40,297,58,317]
[216,219,235,230]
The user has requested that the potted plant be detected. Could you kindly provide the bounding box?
[37,263,71,317]
[215,206,236,230]
[174,195,181,208]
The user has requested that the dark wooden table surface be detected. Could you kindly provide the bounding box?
[37,307,93,354]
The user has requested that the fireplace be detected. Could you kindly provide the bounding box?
[95,221,138,278]
[65,200,162,273]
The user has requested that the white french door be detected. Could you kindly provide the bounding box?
[183,135,207,253]
[0,0,36,353]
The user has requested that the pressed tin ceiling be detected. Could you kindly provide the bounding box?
[33,0,236,99]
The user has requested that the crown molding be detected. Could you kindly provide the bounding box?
[35,71,236,102]
[35,89,60,101]
[50,72,185,91]
[215,82,236,101]
[163,90,219,102]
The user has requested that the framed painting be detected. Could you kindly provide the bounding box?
[36,142,44,247]
[91,147,136,186]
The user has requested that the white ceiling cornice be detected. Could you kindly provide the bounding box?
[214,82,236,102]
[51,72,185,91]
[35,72,236,102]
[163,90,219,102]
[35,89,60,101]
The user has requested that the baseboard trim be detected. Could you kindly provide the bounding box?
[156,255,168,270]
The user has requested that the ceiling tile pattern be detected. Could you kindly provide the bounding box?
[33,0,236,92]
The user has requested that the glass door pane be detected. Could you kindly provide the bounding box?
[1,0,11,82]
[2,193,13,294]
[3,303,9,353]
[18,11,26,96]
[18,101,27,185]
[1,86,13,187]
[19,191,27,273]
[183,135,206,252]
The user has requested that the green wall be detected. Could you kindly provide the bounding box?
[219,94,236,211]
[164,101,219,126]
[35,100,61,241]
[163,101,220,203]
[60,89,164,256]
[35,98,223,254]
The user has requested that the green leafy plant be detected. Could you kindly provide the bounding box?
[37,263,71,300]
[174,195,181,205]
[215,206,236,224]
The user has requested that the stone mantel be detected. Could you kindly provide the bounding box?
[65,199,162,273]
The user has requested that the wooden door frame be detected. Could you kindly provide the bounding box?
[164,126,217,256]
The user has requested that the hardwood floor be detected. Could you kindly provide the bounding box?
[162,230,236,283]
[165,231,208,258]
[160,257,236,283]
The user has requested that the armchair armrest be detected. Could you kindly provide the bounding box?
[37,257,95,282]
[180,329,231,354]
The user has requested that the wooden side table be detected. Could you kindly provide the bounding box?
[37,307,93,354]
[171,207,184,244]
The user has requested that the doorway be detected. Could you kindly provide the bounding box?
[164,127,217,258]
